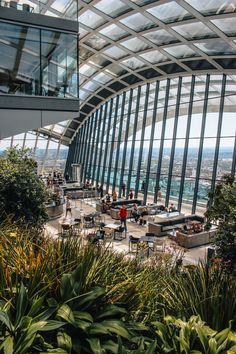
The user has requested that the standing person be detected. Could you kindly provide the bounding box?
[122,182,126,197]
[65,196,72,218]
[65,172,70,183]
[112,189,118,202]
[100,185,104,199]
[119,205,128,232]
[157,187,162,201]
[129,189,134,200]
[141,180,146,193]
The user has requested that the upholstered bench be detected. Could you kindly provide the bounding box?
[148,214,205,237]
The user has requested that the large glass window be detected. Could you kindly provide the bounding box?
[73,74,236,213]
[0,21,78,98]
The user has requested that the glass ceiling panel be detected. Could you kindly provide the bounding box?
[51,0,72,12]
[99,24,128,41]
[58,120,69,127]
[93,72,112,84]
[143,29,178,45]
[82,80,100,92]
[185,0,236,16]
[163,44,198,59]
[194,41,236,56]
[88,54,111,68]
[80,64,97,77]
[45,11,58,18]
[122,57,145,69]
[53,125,65,134]
[140,50,168,64]
[79,47,94,61]
[84,35,109,50]
[79,27,89,39]
[79,75,87,85]
[79,10,106,29]
[103,46,128,59]
[120,13,156,32]
[94,0,132,18]
[172,22,217,40]
[130,0,156,5]
[147,1,193,24]
[120,37,151,52]
[105,63,127,76]
[211,17,236,36]
[80,89,91,100]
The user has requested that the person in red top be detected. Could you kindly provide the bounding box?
[119,205,128,232]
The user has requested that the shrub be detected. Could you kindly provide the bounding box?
[0,148,48,229]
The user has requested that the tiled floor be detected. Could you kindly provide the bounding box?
[46,198,210,265]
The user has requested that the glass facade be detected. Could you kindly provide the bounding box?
[0,0,78,20]
[68,74,236,213]
[0,132,68,175]
[0,21,78,98]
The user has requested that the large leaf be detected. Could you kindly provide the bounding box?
[28,296,45,318]
[60,274,74,301]
[57,331,72,353]
[102,340,119,354]
[15,283,29,327]
[101,320,130,339]
[0,335,14,354]
[95,305,127,321]
[146,340,157,354]
[73,311,93,323]
[0,311,14,332]
[89,323,110,335]
[75,287,105,309]
[57,304,75,325]
[86,338,102,354]
[39,320,65,331]
[41,349,68,353]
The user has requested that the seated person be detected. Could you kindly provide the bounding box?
[158,205,167,212]
[101,200,108,213]
[181,224,188,234]
[139,206,148,225]
[168,203,177,213]
[193,223,203,233]
[105,194,112,210]
[131,203,140,223]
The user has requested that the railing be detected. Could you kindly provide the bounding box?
[0,0,34,12]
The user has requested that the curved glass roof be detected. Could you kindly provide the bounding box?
[3,0,236,142]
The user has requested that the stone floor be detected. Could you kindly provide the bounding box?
[46,197,210,265]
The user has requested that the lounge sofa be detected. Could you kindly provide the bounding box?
[148,214,205,237]
[111,199,143,208]
[176,228,217,248]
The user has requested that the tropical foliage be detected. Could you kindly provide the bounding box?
[0,148,48,228]
[205,174,236,274]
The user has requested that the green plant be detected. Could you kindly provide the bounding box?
[0,148,48,229]
[152,315,236,354]
[205,174,236,274]
[161,263,236,331]
[0,283,63,354]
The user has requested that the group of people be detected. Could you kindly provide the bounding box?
[130,204,149,225]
